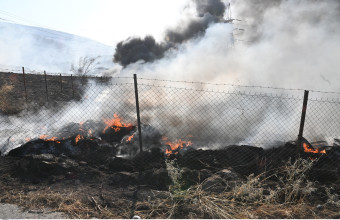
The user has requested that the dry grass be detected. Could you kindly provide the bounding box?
[0,188,113,218]
[165,158,340,219]
[0,157,338,218]
[0,84,15,113]
[0,177,132,219]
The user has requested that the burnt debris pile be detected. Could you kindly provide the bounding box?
[3,114,340,190]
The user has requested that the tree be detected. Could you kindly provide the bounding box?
[70,56,100,77]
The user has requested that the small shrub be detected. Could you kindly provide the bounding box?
[0,84,14,113]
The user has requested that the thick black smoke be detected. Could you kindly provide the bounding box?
[194,0,226,17]
[113,36,168,67]
[113,0,227,67]
[165,0,226,43]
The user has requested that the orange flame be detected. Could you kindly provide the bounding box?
[126,134,135,142]
[165,138,192,156]
[25,137,31,142]
[39,135,60,143]
[45,137,58,141]
[75,134,84,144]
[103,114,133,133]
[40,134,48,139]
[303,143,326,154]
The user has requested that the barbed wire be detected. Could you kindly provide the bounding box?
[2,66,340,96]
[136,77,340,96]
[135,83,304,100]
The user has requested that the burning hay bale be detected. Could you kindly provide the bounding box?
[7,136,114,164]
[100,113,135,144]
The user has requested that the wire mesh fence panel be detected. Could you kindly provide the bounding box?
[304,98,340,147]
[0,74,339,182]
[0,77,137,155]
[137,81,304,151]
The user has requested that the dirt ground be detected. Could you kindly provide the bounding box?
[0,203,66,219]
[0,155,172,219]
[0,154,339,219]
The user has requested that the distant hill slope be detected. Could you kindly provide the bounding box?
[0,22,114,74]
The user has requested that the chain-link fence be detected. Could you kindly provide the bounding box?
[0,72,339,181]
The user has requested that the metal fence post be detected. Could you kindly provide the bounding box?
[22,67,28,103]
[133,74,143,153]
[297,90,309,147]
[60,73,62,91]
[71,74,75,98]
[44,71,48,102]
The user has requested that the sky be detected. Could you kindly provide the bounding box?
[0,0,186,46]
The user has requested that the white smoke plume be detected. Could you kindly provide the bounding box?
[118,0,340,92]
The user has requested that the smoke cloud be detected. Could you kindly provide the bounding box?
[112,0,340,149]
[113,0,227,67]
[113,36,169,67]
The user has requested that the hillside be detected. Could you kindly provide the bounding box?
[0,22,115,73]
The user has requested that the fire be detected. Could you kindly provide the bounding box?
[39,135,58,141]
[25,137,31,142]
[45,137,58,141]
[126,134,135,142]
[303,143,326,154]
[75,134,84,144]
[39,134,48,139]
[38,135,60,143]
[164,138,193,156]
[103,113,133,133]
